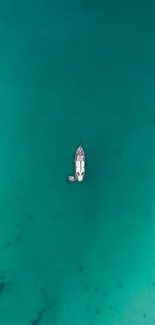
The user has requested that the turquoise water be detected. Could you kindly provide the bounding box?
[1,1,155,324]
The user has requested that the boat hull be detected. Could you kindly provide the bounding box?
[75,145,85,182]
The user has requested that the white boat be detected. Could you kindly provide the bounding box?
[68,143,85,183]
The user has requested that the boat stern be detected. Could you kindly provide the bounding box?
[77,174,84,182]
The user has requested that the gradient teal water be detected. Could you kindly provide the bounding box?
[1,1,155,324]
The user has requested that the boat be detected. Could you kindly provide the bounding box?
[68,143,85,183]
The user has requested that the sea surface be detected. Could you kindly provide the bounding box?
[0,0,155,324]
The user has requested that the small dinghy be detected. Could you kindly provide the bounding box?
[68,143,85,183]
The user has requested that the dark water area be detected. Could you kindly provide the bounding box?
[0,0,155,324]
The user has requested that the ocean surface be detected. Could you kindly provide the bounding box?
[1,0,155,324]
